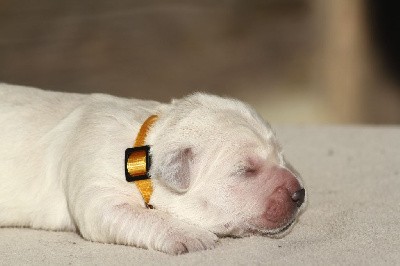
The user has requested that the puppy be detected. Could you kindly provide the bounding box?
[0,83,306,254]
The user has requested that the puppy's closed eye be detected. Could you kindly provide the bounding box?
[244,167,259,176]
[234,164,260,178]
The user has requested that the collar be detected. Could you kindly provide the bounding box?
[125,115,158,209]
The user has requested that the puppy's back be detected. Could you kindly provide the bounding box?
[0,84,85,230]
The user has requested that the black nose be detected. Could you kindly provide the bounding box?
[292,188,305,207]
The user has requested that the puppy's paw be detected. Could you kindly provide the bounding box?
[157,224,218,255]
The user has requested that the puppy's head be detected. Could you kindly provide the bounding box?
[149,93,306,237]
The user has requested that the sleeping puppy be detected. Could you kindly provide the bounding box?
[0,83,306,254]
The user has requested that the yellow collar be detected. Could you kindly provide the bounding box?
[125,115,158,209]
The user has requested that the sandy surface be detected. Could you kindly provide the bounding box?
[1,125,399,265]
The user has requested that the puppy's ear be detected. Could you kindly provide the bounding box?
[155,147,193,192]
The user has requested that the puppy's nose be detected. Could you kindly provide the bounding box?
[292,188,305,207]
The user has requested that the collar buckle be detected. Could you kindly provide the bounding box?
[125,146,151,182]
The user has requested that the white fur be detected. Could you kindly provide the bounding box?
[0,83,305,254]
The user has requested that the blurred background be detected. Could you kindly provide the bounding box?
[1,0,399,124]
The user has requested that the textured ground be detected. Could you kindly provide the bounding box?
[1,125,399,265]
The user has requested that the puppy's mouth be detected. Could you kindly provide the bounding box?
[217,216,297,238]
[243,217,296,238]
[263,219,295,237]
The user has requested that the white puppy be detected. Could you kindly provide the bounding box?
[0,83,306,254]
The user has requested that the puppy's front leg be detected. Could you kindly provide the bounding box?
[69,185,218,254]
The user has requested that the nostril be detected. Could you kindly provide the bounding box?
[292,188,305,207]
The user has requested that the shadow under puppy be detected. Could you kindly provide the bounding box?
[0,84,306,254]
